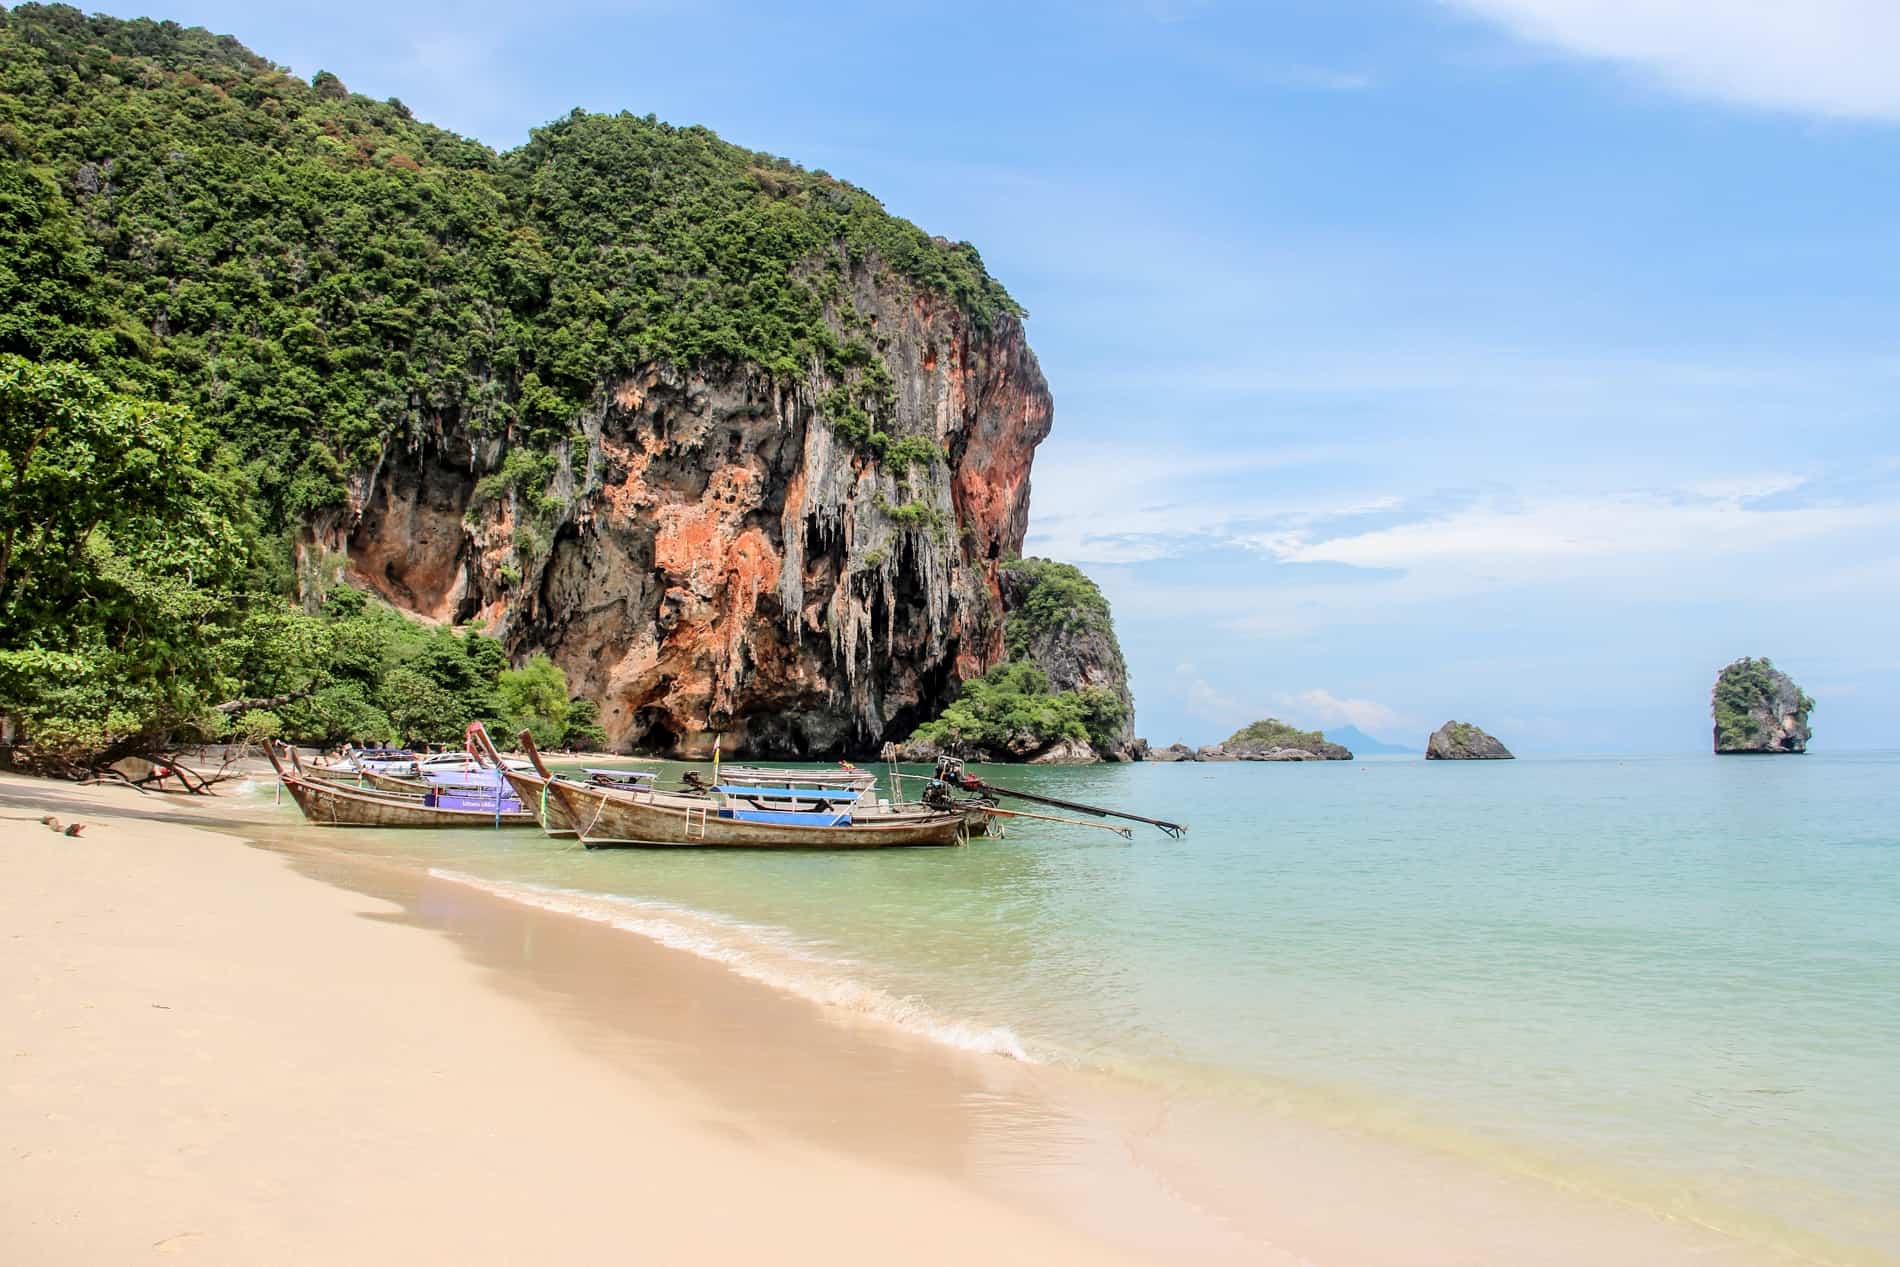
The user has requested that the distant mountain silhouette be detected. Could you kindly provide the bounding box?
[1326,725,1420,755]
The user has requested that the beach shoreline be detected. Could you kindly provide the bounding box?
[0,771,1863,1266]
[1,771,1162,1266]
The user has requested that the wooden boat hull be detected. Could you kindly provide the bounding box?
[498,767,578,838]
[358,767,430,794]
[547,781,964,849]
[281,777,538,830]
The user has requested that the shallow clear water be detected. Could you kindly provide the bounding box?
[253,752,1900,1263]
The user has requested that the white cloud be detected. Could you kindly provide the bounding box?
[1173,663,1257,728]
[1262,487,1893,579]
[1441,0,1900,121]
[1283,688,1403,732]
[1169,668,1406,736]
[1023,442,1367,564]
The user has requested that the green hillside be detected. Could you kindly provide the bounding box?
[0,4,1020,766]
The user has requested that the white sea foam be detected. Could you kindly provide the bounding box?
[427,868,1032,1061]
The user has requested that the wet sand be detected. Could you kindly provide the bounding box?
[1,772,1833,1266]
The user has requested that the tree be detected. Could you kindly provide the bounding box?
[379,668,461,748]
[497,653,571,749]
[563,697,609,751]
[0,355,220,613]
[0,355,277,765]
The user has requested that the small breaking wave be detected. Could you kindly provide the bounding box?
[428,868,1032,1061]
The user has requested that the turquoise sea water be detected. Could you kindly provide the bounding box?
[253,753,1900,1263]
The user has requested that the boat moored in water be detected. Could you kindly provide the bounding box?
[498,730,964,848]
[267,742,537,829]
[544,774,967,849]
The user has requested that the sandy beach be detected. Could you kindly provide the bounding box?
[2,771,1849,1267]
[0,772,1157,1266]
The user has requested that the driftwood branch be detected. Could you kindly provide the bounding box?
[214,688,314,716]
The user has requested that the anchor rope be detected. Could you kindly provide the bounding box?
[580,786,611,841]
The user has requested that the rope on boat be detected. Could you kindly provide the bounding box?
[580,786,611,843]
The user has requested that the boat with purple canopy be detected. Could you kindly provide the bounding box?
[266,742,538,829]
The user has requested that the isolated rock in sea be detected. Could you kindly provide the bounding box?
[1712,658,1812,754]
[1218,719,1354,762]
[1425,722,1514,760]
[1147,743,1198,763]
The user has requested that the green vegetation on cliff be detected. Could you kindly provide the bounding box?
[1223,719,1332,752]
[999,556,1119,661]
[905,558,1130,758]
[0,4,1019,524]
[0,354,609,765]
[0,5,1025,765]
[1712,657,1814,752]
[907,662,1126,756]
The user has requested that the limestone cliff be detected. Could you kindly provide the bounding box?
[1712,658,1812,754]
[319,266,1050,758]
[0,11,1057,760]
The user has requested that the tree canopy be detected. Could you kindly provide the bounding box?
[0,4,1021,532]
[0,4,1028,768]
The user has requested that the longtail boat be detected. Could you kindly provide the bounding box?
[547,779,965,849]
[357,766,430,794]
[470,724,579,838]
[537,759,964,849]
[267,742,537,829]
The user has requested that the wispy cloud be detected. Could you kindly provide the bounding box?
[1170,667,1406,736]
[1283,688,1404,732]
[1260,484,1897,581]
[1440,0,1900,121]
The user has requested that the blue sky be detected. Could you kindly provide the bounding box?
[131,0,1900,751]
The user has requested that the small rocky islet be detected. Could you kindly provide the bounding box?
[1425,722,1514,760]
[1712,658,1812,754]
[1148,720,1353,762]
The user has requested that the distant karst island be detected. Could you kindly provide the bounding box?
[1150,720,1354,762]
[1712,658,1812,754]
[1426,722,1514,760]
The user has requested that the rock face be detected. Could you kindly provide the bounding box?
[1027,737,1098,765]
[1712,658,1812,754]
[315,268,1051,758]
[1425,722,1514,760]
[997,559,1140,761]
